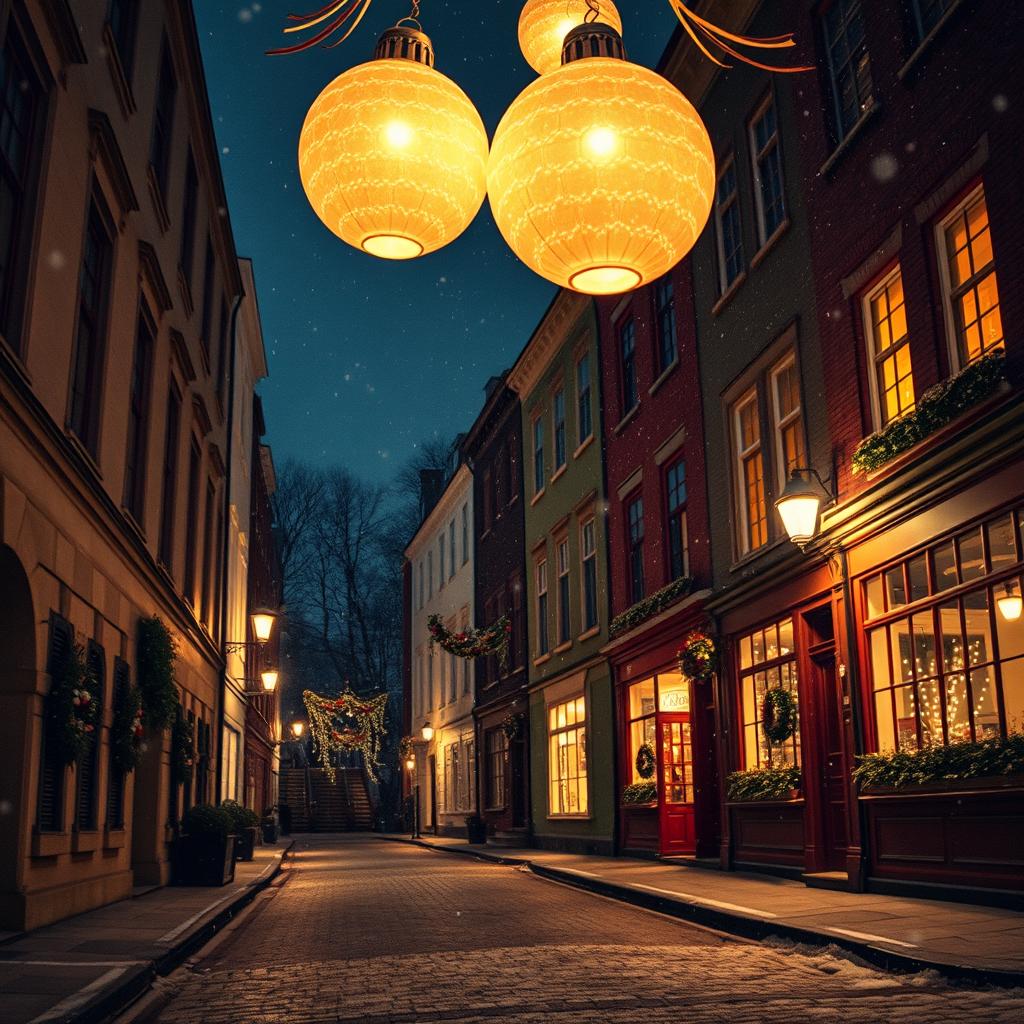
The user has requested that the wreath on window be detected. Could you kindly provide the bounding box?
[46,642,98,765]
[635,742,656,780]
[111,684,144,774]
[677,630,718,681]
[762,688,799,745]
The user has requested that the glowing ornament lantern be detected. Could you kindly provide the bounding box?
[518,0,622,75]
[298,22,489,260]
[488,22,715,295]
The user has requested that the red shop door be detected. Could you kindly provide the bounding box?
[658,715,696,855]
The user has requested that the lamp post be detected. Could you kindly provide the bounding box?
[407,756,420,839]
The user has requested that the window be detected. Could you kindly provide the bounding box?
[75,643,105,831]
[770,354,806,492]
[654,277,677,373]
[107,0,140,79]
[149,40,177,197]
[666,460,689,581]
[179,151,198,289]
[199,239,214,360]
[449,519,456,578]
[940,187,1003,368]
[619,318,638,414]
[749,94,786,244]
[69,198,114,455]
[427,647,434,708]
[123,300,156,523]
[158,382,182,569]
[449,647,457,702]
[183,439,200,603]
[216,296,228,401]
[0,27,44,350]
[580,518,599,632]
[444,740,473,812]
[576,352,593,445]
[201,478,216,628]
[553,387,566,471]
[739,618,800,768]
[485,728,507,810]
[714,157,744,294]
[461,503,469,563]
[627,495,645,603]
[556,538,571,646]
[533,416,544,496]
[865,267,915,427]
[821,0,873,143]
[483,468,493,531]
[511,574,524,669]
[548,695,588,816]
[627,679,656,787]
[865,509,1024,750]
[417,560,424,610]
[438,534,446,589]
[106,658,131,829]
[734,391,768,554]
[910,0,955,44]
[536,557,549,656]
[427,550,433,598]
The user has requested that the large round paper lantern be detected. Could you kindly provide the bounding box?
[299,26,489,260]
[518,0,623,76]
[488,24,715,295]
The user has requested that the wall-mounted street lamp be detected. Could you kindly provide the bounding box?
[260,670,279,692]
[226,608,280,654]
[420,721,434,742]
[405,756,416,772]
[775,467,836,549]
[291,720,305,739]
[997,581,1023,622]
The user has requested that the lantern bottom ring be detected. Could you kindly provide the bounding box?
[568,264,642,295]
[361,234,425,260]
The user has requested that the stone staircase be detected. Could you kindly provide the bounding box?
[279,767,374,832]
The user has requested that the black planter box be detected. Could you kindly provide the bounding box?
[261,822,279,844]
[235,826,258,861]
[175,834,237,886]
[466,817,487,845]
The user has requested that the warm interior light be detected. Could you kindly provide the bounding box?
[421,723,434,742]
[997,583,1023,622]
[361,234,424,260]
[517,0,624,75]
[775,475,822,547]
[251,609,276,643]
[405,757,416,771]
[260,670,279,693]
[291,721,305,739]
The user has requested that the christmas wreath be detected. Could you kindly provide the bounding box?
[171,713,195,786]
[502,712,524,741]
[635,742,656,780]
[677,630,717,681]
[111,684,144,773]
[45,642,98,765]
[428,613,511,674]
[304,688,388,783]
[762,687,799,745]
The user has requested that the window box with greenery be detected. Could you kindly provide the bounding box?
[609,577,693,639]
[852,351,1006,475]
[174,804,236,886]
[726,766,801,803]
[854,734,1024,794]
[621,781,658,806]
[222,800,260,861]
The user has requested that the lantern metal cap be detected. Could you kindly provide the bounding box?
[374,22,435,67]
[561,22,626,65]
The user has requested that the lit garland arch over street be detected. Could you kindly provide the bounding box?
[303,688,389,782]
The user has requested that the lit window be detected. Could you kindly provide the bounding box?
[627,495,644,603]
[619,318,638,414]
[533,415,544,495]
[581,517,598,632]
[940,187,1003,368]
[536,557,549,656]
[655,277,677,373]
[734,390,767,554]
[556,538,571,646]
[485,728,507,810]
[548,694,588,816]
[627,678,656,786]
[749,94,786,244]
[666,460,689,581]
[576,352,593,445]
[739,618,800,768]
[865,267,915,427]
[553,386,566,471]
[714,157,744,294]
[770,354,806,492]
[821,0,873,143]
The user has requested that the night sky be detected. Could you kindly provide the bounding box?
[195,2,672,481]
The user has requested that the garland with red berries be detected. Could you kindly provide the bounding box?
[428,613,511,674]
[45,642,98,765]
[304,688,388,783]
[677,630,718,681]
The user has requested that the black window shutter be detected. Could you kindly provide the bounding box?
[38,614,72,831]
[105,658,130,829]
[75,641,105,831]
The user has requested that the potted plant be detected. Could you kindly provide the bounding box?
[175,804,236,885]
[222,800,260,860]
[260,806,279,844]
[465,813,487,844]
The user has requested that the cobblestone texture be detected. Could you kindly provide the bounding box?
[153,836,1024,1023]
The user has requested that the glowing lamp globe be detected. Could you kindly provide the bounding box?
[298,25,489,260]
[488,24,715,295]
[775,474,822,548]
[518,0,623,76]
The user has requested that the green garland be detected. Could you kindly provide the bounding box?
[45,641,98,765]
[170,713,195,787]
[398,736,415,763]
[853,734,1024,790]
[635,742,656,780]
[678,630,717,681]
[762,688,798,745]
[110,684,144,773]
[609,577,693,639]
[852,351,1005,474]
[304,688,389,783]
[726,766,801,802]
[429,613,511,673]
[622,781,658,805]
[502,711,525,741]
[137,616,179,730]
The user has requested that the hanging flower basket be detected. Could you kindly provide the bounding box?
[304,688,388,783]
[762,688,798,745]
[677,630,717,681]
[428,613,511,674]
[635,742,656,780]
[45,641,98,765]
[111,684,144,774]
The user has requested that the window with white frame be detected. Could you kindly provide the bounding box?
[864,267,915,428]
[427,550,433,598]
[581,517,598,632]
[418,561,424,610]
[576,352,593,446]
[548,694,588,816]
[749,93,786,245]
[533,415,545,496]
[553,386,566,471]
[733,390,768,555]
[536,556,549,656]
[770,354,806,493]
[427,646,434,708]
[714,157,744,294]
[449,519,456,578]
[556,537,571,646]
[821,0,874,144]
[485,728,507,810]
[438,534,446,589]
[461,503,469,564]
[939,186,1003,369]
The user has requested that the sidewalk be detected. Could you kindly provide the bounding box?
[0,842,291,1024]
[379,833,1024,986]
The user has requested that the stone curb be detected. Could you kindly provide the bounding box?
[65,841,295,1024]
[377,835,1024,989]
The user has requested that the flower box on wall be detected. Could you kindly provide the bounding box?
[859,774,1024,798]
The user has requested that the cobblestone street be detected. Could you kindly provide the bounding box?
[148,836,1024,1023]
